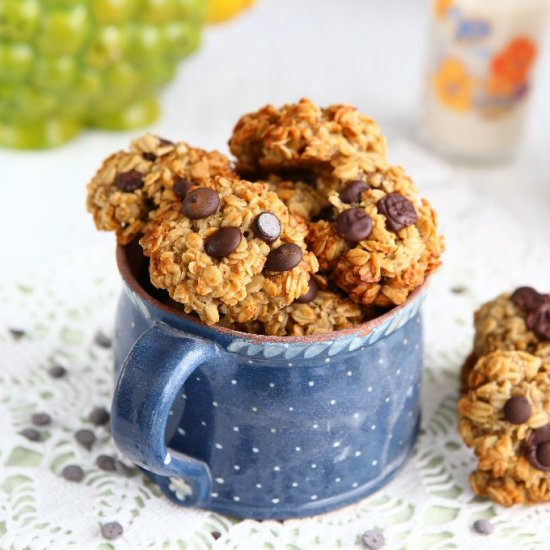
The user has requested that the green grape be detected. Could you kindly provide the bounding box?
[125,24,165,61]
[36,6,90,55]
[0,44,33,83]
[0,0,40,41]
[90,0,141,25]
[86,26,127,69]
[32,55,78,90]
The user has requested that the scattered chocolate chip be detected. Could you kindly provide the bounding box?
[264,243,303,272]
[473,519,494,535]
[9,328,26,340]
[296,278,319,303]
[334,208,373,242]
[75,428,96,450]
[94,330,112,348]
[211,531,222,540]
[173,178,193,198]
[115,170,144,192]
[526,302,550,341]
[32,412,51,426]
[313,205,334,222]
[339,181,370,204]
[159,138,174,147]
[182,187,220,219]
[101,521,124,541]
[89,406,110,426]
[504,396,531,424]
[115,460,136,477]
[48,365,67,378]
[362,529,385,549]
[62,464,84,482]
[451,286,467,294]
[20,428,41,442]
[205,227,243,259]
[142,152,156,161]
[253,212,282,244]
[526,425,550,471]
[377,193,418,232]
[96,455,116,472]
[512,287,547,312]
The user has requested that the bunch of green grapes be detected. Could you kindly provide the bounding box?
[0,0,206,148]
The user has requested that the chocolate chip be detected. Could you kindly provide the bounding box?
[205,227,243,259]
[101,521,124,541]
[526,425,550,471]
[182,187,220,219]
[159,138,174,147]
[32,412,51,426]
[9,328,26,340]
[264,243,303,272]
[89,406,110,426]
[115,460,136,477]
[96,455,116,472]
[173,178,193,198]
[334,208,373,242]
[504,396,531,424]
[212,531,221,540]
[512,287,547,312]
[62,464,84,482]
[377,193,418,232]
[75,428,96,450]
[451,286,467,294]
[253,212,282,244]
[115,170,144,192]
[296,278,319,303]
[48,365,67,378]
[94,330,112,348]
[339,181,370,204]
[526,302,550,341]
[143,152,156,161]
[362,529,385,549]
[20,428,41,441]
[473,519,494,535]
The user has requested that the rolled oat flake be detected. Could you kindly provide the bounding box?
[362,529,385,549]
[101,521,124,541]
[473,519,494,535]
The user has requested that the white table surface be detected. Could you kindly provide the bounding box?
[0,0,549,276]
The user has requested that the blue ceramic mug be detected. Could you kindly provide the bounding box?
[111,242,429,520]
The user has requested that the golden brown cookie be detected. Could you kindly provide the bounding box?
[459,350,550,506]
[140,176,318,325]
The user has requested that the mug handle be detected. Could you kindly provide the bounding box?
[111,322,221,507]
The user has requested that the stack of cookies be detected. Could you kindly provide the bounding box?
[459,287,550,505]
[87,99,444,336]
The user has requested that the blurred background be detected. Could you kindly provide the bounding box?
[1,0,549,277]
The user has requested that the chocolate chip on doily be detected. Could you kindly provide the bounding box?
[20,428,41,442]
[9,328,26,340]
[526,302,550,341]
[295,278,319,303]
[89,406,110,426]
[173,178,193,199]
[101,521,124,541]
[62,464,85,482]
[504,396,531,424]
[48,365,67,378]
[115,460,136,477]
[473,519,494,535]
[526,425,550,471]
[339,181,370,204]
[264,243,303,272]
[115,170,144,192]
[94,330,112,348]
[32,412,52,426]
[205,227,243,259]
[334,208,373,242]
[362,529,385,549]
[182,187,220,219]
[96,455,117,472]
[211,531,222,540]
[377,193,418,232]
[253,212,282,244]
[512,287,547,312]
[75,428,96,450]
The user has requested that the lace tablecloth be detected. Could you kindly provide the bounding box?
[2,143,550,550]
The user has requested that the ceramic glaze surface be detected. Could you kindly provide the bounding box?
[111,249,427,520]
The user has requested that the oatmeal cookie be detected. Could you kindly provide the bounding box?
[229,98,387,176]
[86,134,234,244]
[306,165,443,306]
[140,176,318,325]
[458,350,550,506]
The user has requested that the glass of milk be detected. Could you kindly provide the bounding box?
[423,0,549,161]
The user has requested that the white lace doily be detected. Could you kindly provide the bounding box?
[2,142,550,550]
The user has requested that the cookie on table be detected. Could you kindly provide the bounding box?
[307,165,444,307]
[86,135,234,244]
[140,176,318,325]
[459,350,550,506]
[229,98,387,177]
